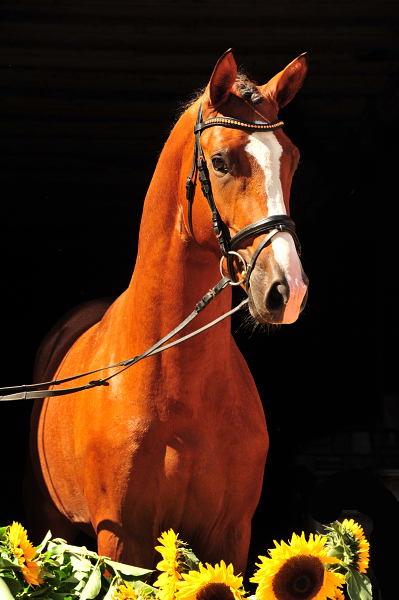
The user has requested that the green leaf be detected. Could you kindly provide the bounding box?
[133,580,159,595]
[0,556,21,570]
[70,555,92,572]
[69,570,89,582]
[346,569,373,600]
[27,586,52,597]
[35,530,52,554]
[49,567,69,582]
[103,586,117,600]
[62,575,82,585]
[0,577,22,596]
[104,559,153,580]
[328,545,345,558]
[100,575,119,600]
[46,542,66,557]
[49,592,74,600]
[0,577,15,600]
[80,565,102,600]
[50,539,68,544]
[180,549,199,573]
[38,566,57,578]
[63,545,99,558]
[0,528,8,540]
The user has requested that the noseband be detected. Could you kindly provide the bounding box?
[186,102,302,288]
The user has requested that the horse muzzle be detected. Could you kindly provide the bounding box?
[247,260,309,325]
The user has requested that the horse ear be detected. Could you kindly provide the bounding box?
[261,53,308,111]
[206,48,238,109]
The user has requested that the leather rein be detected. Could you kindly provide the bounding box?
[0,102,302,403]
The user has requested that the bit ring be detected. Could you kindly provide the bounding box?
[219,251,248,286]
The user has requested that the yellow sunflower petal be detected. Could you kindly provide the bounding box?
[341,519,370,573]
[156,530,180,557]
[112,582,140,599]
[176,561,244,600]
[250,532,344,600]
[8,522,44,587]
[154,530,184,600]
[332,588,345,600]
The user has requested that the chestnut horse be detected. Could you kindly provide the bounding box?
[25,49,308,574]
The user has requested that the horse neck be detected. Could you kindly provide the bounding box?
[122,107,233,354]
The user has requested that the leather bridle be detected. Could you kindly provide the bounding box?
[0,101,305,403]
[186,102,302,288]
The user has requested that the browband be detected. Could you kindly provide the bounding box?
[194,116,284,134]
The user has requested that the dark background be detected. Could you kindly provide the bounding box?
[1,0,399,596]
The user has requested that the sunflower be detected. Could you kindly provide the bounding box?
[250,532,345,600]
[8,522,44,587]
[153,529,183,600]
[332,589,345,600]
[112,581,141,600]
[340,519,370,574]
[175,560,244,600]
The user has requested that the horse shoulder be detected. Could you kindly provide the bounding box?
[33,297,115,384]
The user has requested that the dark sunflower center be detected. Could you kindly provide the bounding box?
[293,576,311,592]
[196,582,235,600]
[272,555,325,600]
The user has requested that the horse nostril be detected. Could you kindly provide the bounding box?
[266,281,289,313]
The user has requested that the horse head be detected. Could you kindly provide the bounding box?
[183,49,309,325]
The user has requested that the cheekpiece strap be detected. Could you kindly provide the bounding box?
[187,102,232,257]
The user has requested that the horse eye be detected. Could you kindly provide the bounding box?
[212,157,228,173]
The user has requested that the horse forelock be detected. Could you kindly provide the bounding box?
[174,70,264,123]
[234,72,264,104]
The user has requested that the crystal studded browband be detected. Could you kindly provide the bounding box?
[194,116,284,134]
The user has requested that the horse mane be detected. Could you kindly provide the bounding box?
[175,70,263,121]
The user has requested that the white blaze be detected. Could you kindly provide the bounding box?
[245,131,307,323]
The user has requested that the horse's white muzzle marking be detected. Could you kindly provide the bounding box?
[245,131,307,323]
